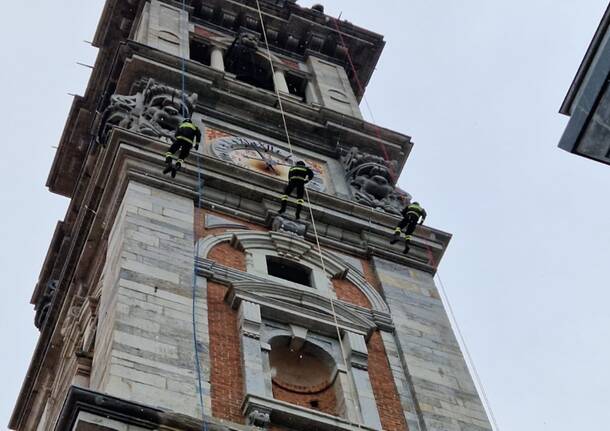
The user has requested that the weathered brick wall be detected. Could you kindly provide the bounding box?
[208,242,246,271]
[332,277,372,309]
[367,331,409,431]
[194,208,265,240]
[362,259,383,293]
[207,281,244,423]
[272,381,338,416]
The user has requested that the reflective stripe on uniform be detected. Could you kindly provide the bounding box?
[290,176,307,181]
[180,122,197,131]
[406,211,421,217]
[281,195,288,201]
[394,227,402,233]
[404,235,412,241]
[296,199,305,205]
[290,167,309,173]
[176,135,193,144]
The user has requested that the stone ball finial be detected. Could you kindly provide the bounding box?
[312,4,324,13]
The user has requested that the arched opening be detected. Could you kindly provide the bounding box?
[266,256,312,287]
[269,336,344,417]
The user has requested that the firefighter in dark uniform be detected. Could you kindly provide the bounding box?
[163,118,202,178]
[278,161,314,220]
[390,201,427,254]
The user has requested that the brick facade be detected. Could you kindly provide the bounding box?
[272,381,338,417]
[367,331,409,431]
[195,208,265,240]
[207,281,244,423]
[208,242,246,271]
[332,277,372,309]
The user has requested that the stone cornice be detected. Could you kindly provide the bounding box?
[48,40,411,198]
[54,386,239,431]
[190,0,385,99]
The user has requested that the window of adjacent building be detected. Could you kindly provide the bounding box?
[266,256,312,287]
[190,38,211,65]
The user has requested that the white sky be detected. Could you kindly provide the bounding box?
[1,1,609,430]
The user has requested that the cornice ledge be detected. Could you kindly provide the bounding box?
[53,386,236,431]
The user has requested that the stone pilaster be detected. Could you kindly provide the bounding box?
[373,257,492,431]
[91,181,209,417]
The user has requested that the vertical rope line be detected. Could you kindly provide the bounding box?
[426,248,499,431]
[179,1,208,430]
[254,1,363,426]
[435,270,500,431]
[331,16,396,183]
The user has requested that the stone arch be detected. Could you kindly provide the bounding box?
[267,334,342,417]
[197,231,388,313]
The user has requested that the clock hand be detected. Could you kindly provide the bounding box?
[241,155,280,174]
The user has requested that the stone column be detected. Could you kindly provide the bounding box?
[305,80,320,105]
[210,46,225,72]
[273,69,290,94]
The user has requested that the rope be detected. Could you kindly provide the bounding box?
[331,16,397,183]
[336,12,500,430]
[426,246,500,430]
[178,1,208,430]
[254,1,364,426]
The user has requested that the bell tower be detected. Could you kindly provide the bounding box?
[10,1,493,431]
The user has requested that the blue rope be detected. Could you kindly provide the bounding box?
[179,1,208,430]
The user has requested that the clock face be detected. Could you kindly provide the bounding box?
[210,135,327,192]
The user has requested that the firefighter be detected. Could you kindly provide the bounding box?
[390,201,427,254]
[163,118,202,178]
[278,161,314,220]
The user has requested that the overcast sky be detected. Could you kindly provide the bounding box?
[1,1,609,430]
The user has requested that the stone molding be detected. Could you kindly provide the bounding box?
[227,281,375,339]
[196,231,390,313]
[243,394,379,431]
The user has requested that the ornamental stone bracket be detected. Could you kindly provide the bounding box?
[340,146,411,215]
[97,77,198,145]
[270,215,308,237]
[34,280,58,330]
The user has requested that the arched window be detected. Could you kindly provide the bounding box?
[269,336,343,418]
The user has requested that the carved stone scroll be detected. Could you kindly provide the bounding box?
[341,146,411,215]
[98,78,198,144]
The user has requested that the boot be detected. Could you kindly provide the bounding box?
[403,243,410,254]
[278,200,287,214]
[389,231,400,244]
[295,205,302,220]
[163,165,173,175]
[165,156,173,164]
